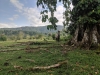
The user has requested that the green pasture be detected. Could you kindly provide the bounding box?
[0,40,100,75]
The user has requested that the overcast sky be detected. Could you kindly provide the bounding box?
[0,0,69,28]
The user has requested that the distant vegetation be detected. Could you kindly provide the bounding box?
[0,25,63,33]
[0,25,64,41]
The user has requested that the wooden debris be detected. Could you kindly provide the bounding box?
[43,49,54,54]
[28,60,68,71]
[14,65,23,70]
[0,49,23,53]
[6,58,12,61]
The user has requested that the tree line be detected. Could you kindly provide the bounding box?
[0,30,40,41]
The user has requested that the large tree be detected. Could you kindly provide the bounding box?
[70,0,100,49]
[37,0,100,49]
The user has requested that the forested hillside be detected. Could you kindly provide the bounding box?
[0,25,63,35]
[0,25,63,41]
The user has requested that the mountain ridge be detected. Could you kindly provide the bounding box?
[0,25,63,33]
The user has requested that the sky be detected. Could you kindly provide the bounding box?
[0,0,68,28]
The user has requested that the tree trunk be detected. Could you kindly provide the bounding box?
[70,25,100,50]
[90,25,99,49]
[81,28,89,49]
[71,28,79,46]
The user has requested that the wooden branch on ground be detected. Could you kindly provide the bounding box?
[28,60,68,71]
[0,49,23,52]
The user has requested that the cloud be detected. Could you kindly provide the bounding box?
[25,5,65,26]
[23,7,51,26]
[0,23,17,28]
[8,18,14,21]
[70,3,73,10]
[55,5,64,25]
[8,14,19,21]
[10,0,66,27]
[13,15,19,19]
[10,0,24,10]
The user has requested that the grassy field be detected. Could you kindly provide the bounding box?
[0,40,100,75]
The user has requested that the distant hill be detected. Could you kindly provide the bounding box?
[0,25,63,33]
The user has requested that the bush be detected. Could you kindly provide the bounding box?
[0,35,7,41]
[60,34,72,41]
[52,34,55,40]
[9,35,16,40]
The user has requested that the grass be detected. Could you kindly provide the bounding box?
[0,40,100,75]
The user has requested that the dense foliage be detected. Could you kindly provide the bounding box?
[0,26,63,41]
[70,0,100,33]
[0,35,7,41]
[37,0,100,49]
[70,0,100,48]
[37,0,71,30]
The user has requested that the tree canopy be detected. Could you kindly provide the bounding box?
[37,0,71,30]
[37,0,100,49]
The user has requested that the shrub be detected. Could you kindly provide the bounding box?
[52,34,55,40]
[0,35,7,41]
[60,34,72,41]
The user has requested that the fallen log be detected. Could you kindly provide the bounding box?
[28,60,68,71]
[0,48,24,52]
